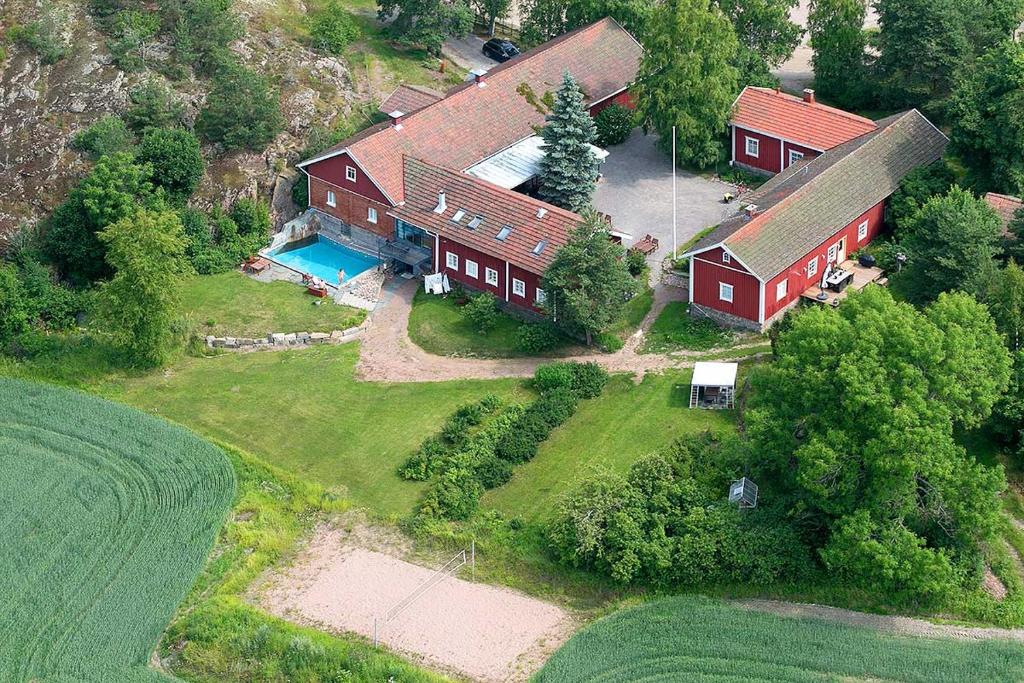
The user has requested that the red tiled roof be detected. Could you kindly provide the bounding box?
[301,18,642,204]
[391,157,581,274]
[378,84,444,116]
[985,192,1023,229]
[731,86,878,151]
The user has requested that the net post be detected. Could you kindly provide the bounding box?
[373,616,378,647]
[471,539,475,581]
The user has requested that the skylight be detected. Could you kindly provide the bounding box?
[451,209,466,223]
[467,215,484,229]
[532,239,547,255]
[496,225,512,241]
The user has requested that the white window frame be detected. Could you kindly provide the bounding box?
[345,166,357,182]
[745,136,759,158]
[485,267,498,286]
[326,190,336,207]
[367,206,377,224]
[446,251,459,270]
[512,278,526,298]
[535,288,546,305]
[807,257,818,278]
[788,150,804,166]
[719,282,734,303]
[722,252,731,264]
[857,220,869,242]
[776,279,788,301]
[827,243,839,263]
[465,259,479,278]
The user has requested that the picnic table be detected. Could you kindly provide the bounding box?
[243,257,271,274]
[632,234,660,256]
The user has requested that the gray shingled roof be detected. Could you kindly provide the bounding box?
[687,110,948,281]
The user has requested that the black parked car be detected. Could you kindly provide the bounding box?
[482,38,520,62]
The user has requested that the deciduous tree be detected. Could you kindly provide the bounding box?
[542,212,635,345]
[716,0,802,87]
[893,186,1002,304]
[538,72,599,212]
[376,0,473,55]
[807,0,868,108]
[138,128,205,203]
[96,208,192,366]
[633,0,739,168]
[746,287,1009,599]
[948,40,1024,197]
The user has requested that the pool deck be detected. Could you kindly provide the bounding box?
[247,259,387,311]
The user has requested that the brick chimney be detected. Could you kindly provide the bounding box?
[388,110,404,129]
[802,88,816,104]
[470,67,488,87]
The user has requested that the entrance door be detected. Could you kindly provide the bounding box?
[836,237,847,264]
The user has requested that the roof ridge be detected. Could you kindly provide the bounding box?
[748,87,876,127]
[726,111,914,244]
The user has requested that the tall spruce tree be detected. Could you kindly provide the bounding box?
[537,72,599,213]
[633,0,739,168]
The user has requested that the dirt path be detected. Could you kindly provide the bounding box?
[355,278,764,383]
[734,599,1024,643]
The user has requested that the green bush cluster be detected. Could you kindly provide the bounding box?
[72,116,135,160]
[547,432,813,586]
[179,199,271,275]
[7,6,70,64]
[398,395,503,480]
[625,248,646,277]
[462,291,501,334]
[593,104,634,146]
[307,0,361,55]
[514,321,563,353]
[0,256,85,351]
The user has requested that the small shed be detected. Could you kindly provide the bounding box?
[729,477,758,508]
[689,361,738,409]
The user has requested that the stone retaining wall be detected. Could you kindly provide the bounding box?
[206,323,369,351]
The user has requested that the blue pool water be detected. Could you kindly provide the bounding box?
[269,235,380,285]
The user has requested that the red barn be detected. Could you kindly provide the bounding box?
[685,110,948,330]
[729,86,878,175]
[294,18,642,311]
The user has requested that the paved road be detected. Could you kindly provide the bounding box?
[443,35,498,73]
[593,129,735,264]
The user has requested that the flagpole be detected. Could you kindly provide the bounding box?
[672,125,677,256]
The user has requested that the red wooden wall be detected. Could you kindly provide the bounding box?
[308,177,392,239]
[437,236,544,312]
[305,152,391,205]
[589,90,635,116]
[732,127,783,174]
[691,255,761,323]
[762,200,886,320]
[781,140,821,169]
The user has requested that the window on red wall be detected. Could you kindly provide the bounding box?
[745,137,759,157]
[776,279,788,301]
[485,267,498,286]
[446,252,459,270]
[346,166,357,182]
[465,259,478,278]
[512,278,526,297]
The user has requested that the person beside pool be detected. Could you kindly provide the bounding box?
[338,268,346,285]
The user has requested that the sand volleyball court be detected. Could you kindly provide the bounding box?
[261,527,573,681]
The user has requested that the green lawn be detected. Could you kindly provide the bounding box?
[407,289,571,358]
[111,343,529,515]
[483,370,736,520]
[641,301,741,353]
[536,595,1024,682]
[182,272,366,338]
[605,283,654,342]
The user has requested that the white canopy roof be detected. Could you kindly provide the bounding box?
[465,135,609,189]
[691,361,738,388]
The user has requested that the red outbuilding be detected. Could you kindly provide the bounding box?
[729,86,878,175]
[685,109,948,330]
[293,17,643,311]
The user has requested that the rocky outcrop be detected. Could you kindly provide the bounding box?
[0,0,362,237]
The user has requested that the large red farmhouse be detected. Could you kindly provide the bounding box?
[730,86,878,175]
[294,18,642,312]
[685,110,948,330]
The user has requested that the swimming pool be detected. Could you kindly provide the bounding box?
[268,234,380,285]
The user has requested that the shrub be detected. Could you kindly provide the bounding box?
[197,62,283,151]
[138,128,204,202]
[419,467,482,520]
[530,387,578,428]
[307,2,360,55]
[533,362,575,394]
[594,104,634,146]
[0,264,30,346]
[569,361,608,399]
[495,428,540,464]
[72,116,134,159]
[625,248,647,277]
[8,6,70,64]
[474,455,514,489]
[462,291,501,334]
[598,332,624,352]
[107,9,159,71]
[124,80,184,133]
[515,321,562,353]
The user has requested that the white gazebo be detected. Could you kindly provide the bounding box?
[689,361,738,409]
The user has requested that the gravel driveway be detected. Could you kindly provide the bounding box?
[443,35,498,73]
[593,129,736,263]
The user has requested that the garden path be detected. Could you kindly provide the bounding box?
[355,278,764,382]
